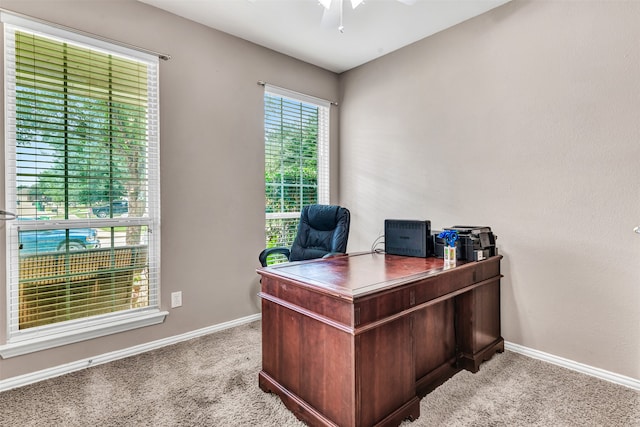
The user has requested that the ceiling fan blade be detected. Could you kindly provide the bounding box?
[320,2,341,28]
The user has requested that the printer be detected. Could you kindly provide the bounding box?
[433,226,497,261]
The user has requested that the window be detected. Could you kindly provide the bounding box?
[264,85,330,263]
[1,15,164,357]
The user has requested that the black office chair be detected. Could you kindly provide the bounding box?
[259,204,350,267]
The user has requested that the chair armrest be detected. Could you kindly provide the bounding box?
[259,247,291,267]
[322,252,346,259]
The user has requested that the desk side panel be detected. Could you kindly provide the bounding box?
[261,297,300,392]
[261,296,356,427]
[456,277,503,372]
[356,316,418,426]
[414,299,458,395]
[302,313,355,426]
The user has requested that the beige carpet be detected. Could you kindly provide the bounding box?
[0,321,638,426]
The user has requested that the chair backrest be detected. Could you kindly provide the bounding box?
[289,204,350,262]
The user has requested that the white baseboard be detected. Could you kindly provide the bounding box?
[0,312,262,393]
[3,321,638,394]
[505,341,640,391]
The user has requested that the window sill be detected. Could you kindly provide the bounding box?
[0,309,169,359]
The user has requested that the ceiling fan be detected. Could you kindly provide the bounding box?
[318,0,416,33]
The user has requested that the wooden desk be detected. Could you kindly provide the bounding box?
[257,252,503,427]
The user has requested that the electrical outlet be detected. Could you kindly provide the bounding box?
[171,291,182,308]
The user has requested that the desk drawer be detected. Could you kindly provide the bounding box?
[261,276,354,326]
[413,258,500,306]
[354,269,473,327]
[412,267,475,307]
[354,258,501,327]
[472,257,501,283]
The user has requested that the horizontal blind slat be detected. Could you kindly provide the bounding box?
[264,89,328,255]
[6,24,161,336]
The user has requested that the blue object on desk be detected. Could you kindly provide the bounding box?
[437,230,459,247]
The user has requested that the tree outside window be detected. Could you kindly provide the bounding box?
[264,89,329,262]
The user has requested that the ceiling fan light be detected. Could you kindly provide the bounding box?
[319,0,332,10]
[350,0,364,8]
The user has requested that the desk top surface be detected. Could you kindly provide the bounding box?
[258,252,490,298]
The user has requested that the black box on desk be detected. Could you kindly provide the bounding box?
[385,219,433,257]
[434,226,497,261]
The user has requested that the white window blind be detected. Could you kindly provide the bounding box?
[264,85,330,261]
[2,16,162,353]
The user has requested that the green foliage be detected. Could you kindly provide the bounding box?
[264,94,319,215]
[265,217,299,248]
[17,86,146,208]
[14,30,150,235]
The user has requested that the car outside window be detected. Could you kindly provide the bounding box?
[1,15,163,356]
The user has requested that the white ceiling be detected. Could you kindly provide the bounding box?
[138,0,510,73]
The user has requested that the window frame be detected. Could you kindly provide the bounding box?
[263,85,330,254]
[0,13,166,358]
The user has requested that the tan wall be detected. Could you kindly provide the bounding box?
[2,0,638,385]
[0,0,339,380]
[339,0,640,379]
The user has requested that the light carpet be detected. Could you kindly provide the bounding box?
[0,321,638,426]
